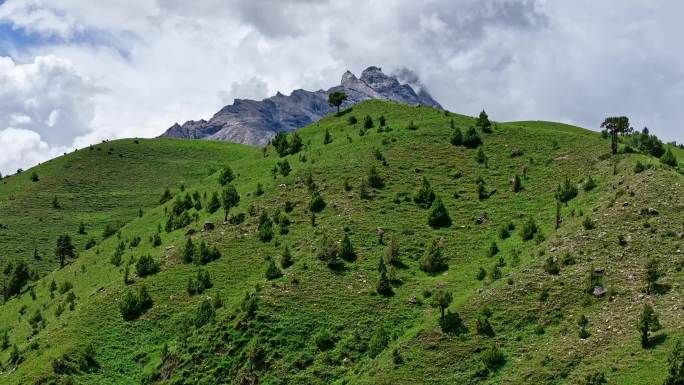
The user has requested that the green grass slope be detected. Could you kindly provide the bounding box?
[0,100,682,385]
[0,139,259,274]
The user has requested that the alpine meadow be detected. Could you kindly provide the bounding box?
[1,99,683,384]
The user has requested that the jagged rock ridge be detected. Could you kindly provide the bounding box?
[160,66,442,146]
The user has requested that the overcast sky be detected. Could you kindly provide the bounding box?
[0,0,682,175]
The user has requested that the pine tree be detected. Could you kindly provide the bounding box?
[265,258,283,280]
[384,237,400,266]
[450,127,463,146]
[476,110,492,133]
[280,245,294,269]
[661,147,678,167]
[364,115,374,129]
[427,196,451,228]
[420,239,447,273]
[413,176,436,208]
[475,146,487,164]
[340,234,356,261]
[221,184,240,222]
[324,129,332,145]
[463,126,482,148]
[376,257,393,296]
[218,166,235,185]
[289,132,303,154]
[55,234,75,268]
[431,289,453,319]
[207,192,221,214]
[272,132,290,157]
[664,340,684,385]
[182,238,195,263]
[638,304,661,348]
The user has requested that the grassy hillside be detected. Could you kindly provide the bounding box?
[0,139,259,274]
[0,100,682,385]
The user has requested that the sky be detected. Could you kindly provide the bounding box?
[0,0,683,175]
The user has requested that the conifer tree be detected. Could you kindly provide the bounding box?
[427,196,451,228]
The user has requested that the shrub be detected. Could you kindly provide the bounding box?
[557,178,578,203]
[368,327,389,358]
[475,146,487,164]
[520,218,538,241]
[278,159,291,176]
[120,285,153,320]
[384,237,400,266]
[450,128,463,146]
[347,115,357,125]
[481,345,505,371]
[406,120,418,130]
[634,160,648,173]
[476,267,487,280]
[257,211,274,242]
[413,176,436,208]
[582,216,595,230]
[313,329,336,351]
[265,258,283,280]
[476,110,492,133]
[583,175,597,191]
[579,372,606,385]
[308,192,326,213]
[498,222,514,239]
[280,245,294,269]
[196,241,221,264]
[367,166,384,188]
[207,192,221,213]
[272,132,289,157]
[511,174,522,192]
[187,269,212,295]
[638,304,661,348]
[463,126,482,148]
[340,234,356,261]
[317,234,340,268]
[440,311,467,335]
[2,261,30,300]
[364,115,374,129]
[376,257,393,296]
[58,280,73,294]
[543,257,560,275]
[664,340,684,385]
[476,177,488,200]
[661,148,678,167]
[427,197,451,228]
[194,299,215,328]
[218,166,235,186]
[420,239,447,273]
[136,255,160,277]
[159,187,172,204]
[151,232,162,247]
[323,129,332,145]
[488,241,499,257]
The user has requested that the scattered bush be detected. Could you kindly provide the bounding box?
[543,256,560,275]
[368,327,389,358]
[557,178,578,204]
[308,192,326,213]
[364,115,374,129]
[661,148,678,167]
[413,176,436,208]
[265,258,283,280]
[367,166,384,188]
[481,345,505,371]
[218,166,235,186]
[136,255,160,277]
[187,269,212,295]
[194,299,215,328]
[498,222,514,239]
[317,234,340,268]
[120,285,153,320]
[520,218,538,241]
[583,175,597,191]
[340,234,356,261]
[420,239,448,273]
[427,197,451,228]
[463,126,482,148]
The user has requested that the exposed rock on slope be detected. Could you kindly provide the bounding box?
[160,66,442,146]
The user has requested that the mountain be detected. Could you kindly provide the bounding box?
[1,100,683,385]
[160,66,442,146]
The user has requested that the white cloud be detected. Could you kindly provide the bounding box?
[0,0,683,174]
[0,127,66,175]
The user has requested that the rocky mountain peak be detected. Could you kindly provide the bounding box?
[161,66,443,146]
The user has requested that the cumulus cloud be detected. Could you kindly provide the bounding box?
[0,0,683,175]
[0,127,66,175]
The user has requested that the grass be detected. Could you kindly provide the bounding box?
[0,100,682,384]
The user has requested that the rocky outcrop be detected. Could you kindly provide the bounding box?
[160,66,442,146]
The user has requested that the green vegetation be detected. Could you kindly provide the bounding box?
[0,100,683,385]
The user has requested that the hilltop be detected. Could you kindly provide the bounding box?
[0,100,683,385]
